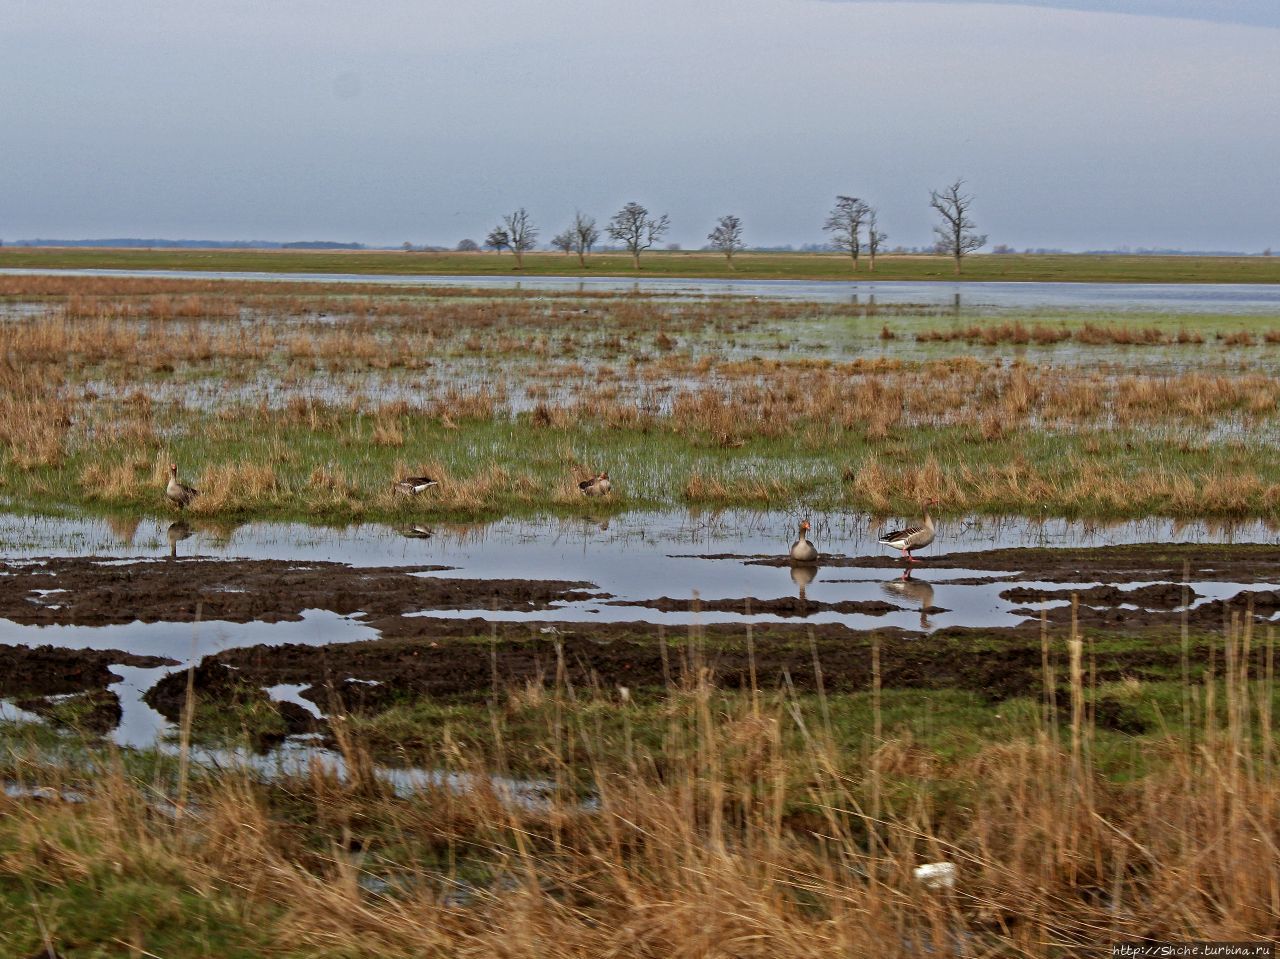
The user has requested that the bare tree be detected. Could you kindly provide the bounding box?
[930,179,987,275]
[499,208,538,269]
[456,238,480,252]
[570,211,600,267]
[485,227,509,254]
[707,215,745,270]
[607,201,670,269]
[823,196,871,270]
[866,207,887,272]
[550,229,575,255]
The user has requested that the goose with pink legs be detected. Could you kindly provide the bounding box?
[878,499,938,563]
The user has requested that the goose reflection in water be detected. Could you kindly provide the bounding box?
[790,563,818,602]
[166,521,193,558]
[882,568,936,629]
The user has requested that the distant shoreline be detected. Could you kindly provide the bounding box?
[1,247,1278,284]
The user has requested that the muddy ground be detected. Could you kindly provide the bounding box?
[3,544,1278,741]
[0,557,602,626]
[734,543,1280,583]
[0,644,176,698]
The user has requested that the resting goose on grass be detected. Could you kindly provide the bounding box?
[789,519,818,564]
[165,463,199,509]
[878,499,938,563]
[578,472,611,496]
[393,476,439,496]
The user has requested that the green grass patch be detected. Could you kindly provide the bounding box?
[4,246,1280,283]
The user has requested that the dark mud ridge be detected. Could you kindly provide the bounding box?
[1011,587,1280,628]
[1001,584,1199,607]
[0,644,177,698]
[721,543,1280,584]
[186,618,1219,711]
[0,557,604,627]
[14,690,123,735]
[605,596,948,617]
[144,662,324,749]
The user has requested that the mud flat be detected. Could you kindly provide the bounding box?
[1,541,1277,746]
[0,556,602,626]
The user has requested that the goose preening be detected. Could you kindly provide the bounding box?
[789,519,819,564]
[878,499,938,563]
[393,476,438,496]
[165,463,199,509]
[578,472,611,497]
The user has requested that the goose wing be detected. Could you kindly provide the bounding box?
[878,523,924,545]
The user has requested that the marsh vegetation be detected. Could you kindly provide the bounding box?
[2,274,1280,521]
[3,270,1280,953]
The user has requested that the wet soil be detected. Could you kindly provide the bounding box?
[0,557,603,627]
[1010,587,1280,628]
[143,661,324,749]
[190,617,1210,711]
[605,596,916,616]
[1000,583,1198,607]
[0,645,177,698]
[729,543,1280,583]
[13,690,123,735]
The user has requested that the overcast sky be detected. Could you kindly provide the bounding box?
[3,1,1277,250]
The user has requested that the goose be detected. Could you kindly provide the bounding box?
[789,519,818,564]
[393,476,438,496]
[578,472,611,496]
[399,524,433,539]
[878,499,938,563]
[165,463,199,509]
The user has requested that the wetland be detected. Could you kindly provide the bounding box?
[3,268,1280,955]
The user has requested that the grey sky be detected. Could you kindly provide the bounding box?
[2,0,1277,250]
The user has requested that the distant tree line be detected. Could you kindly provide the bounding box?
[424,182,998,271]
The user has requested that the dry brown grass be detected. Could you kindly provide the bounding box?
[2,619,1277,954]
[915,321,1263,347]
[0,361,74,469]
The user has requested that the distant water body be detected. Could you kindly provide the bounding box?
[3,267,1279,313]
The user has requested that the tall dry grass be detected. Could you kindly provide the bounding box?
[3,618,1277,954]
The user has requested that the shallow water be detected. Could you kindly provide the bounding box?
[4,267,1280,313]
[2,508,1276,747]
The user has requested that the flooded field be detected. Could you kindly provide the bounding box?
[3,508,1277,751]
[4,274,1280,956]
[6,267,1280,312]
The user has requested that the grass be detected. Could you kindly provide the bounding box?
[4,399,1280,522]
[2,615,1277,955]
[1,273,1278,520]
[4,245,1280,283]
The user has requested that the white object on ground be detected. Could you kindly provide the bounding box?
[913,862,956,889]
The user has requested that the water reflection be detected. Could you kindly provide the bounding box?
[789,564,818,601]
[107,515,141,547]
[882,569,936,629]
[166,521,193,558]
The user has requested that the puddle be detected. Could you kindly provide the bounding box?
[2,508,1277,749]
[0,611,378,748]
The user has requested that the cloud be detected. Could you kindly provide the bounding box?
[821,0,1280,29]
